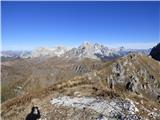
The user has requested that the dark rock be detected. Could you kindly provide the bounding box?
[26,106,41,120]
[126,82,134,91]
[96,114,104,120]
[150,43,160,61]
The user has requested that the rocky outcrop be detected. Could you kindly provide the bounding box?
[105,53,160,101]
[50,96,141,120]
[150,43,160,61]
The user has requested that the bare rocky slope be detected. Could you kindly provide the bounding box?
[1,53,160,120]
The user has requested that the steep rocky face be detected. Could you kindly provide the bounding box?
[150,43,160,61]
[100,53,160,102]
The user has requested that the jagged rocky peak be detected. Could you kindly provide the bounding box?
[94,42,104,48]
[79,41,93,49]
[150,43,160,61]
[65,42,122,60]
[118,46,125,51]
[78,42,105,53]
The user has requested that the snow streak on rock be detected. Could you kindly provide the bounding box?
[50,96,140,119]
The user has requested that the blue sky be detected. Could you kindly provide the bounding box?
[1,1,160,50]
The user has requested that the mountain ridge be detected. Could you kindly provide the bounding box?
[1,42,151,60]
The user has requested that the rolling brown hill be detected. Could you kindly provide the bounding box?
[1,56,104,102]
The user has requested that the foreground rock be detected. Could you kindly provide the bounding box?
[50,96,140,120]
[150,43,160,61]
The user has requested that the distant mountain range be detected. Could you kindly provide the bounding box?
[1,50,31,62]
[1,42,151,61]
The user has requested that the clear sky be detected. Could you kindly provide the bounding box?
[1,1,160,50]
